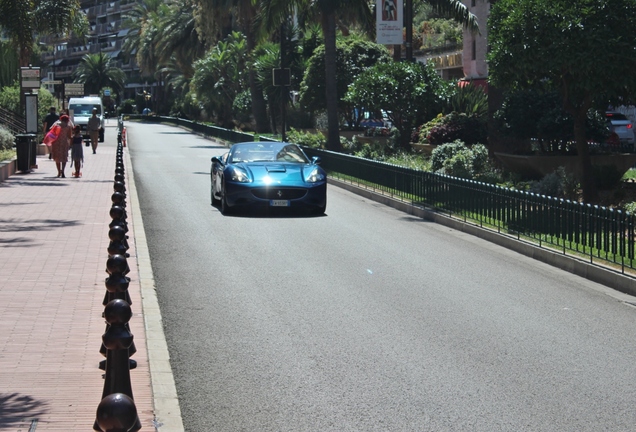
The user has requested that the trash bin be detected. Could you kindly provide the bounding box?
[15,134,36,172]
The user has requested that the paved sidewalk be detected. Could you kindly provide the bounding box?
[0,123,183,431]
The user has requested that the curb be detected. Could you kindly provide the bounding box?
[0,158,16,182]
[124,137,186,431]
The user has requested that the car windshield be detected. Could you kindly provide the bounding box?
[229,143,309,164]
[70,104,101,116]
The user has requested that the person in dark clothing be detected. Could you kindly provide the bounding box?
[43,107,59,160]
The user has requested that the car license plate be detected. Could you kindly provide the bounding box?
[270,200,290,207]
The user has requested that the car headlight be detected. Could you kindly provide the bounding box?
[229,166,251,183]
[305,168,325,183]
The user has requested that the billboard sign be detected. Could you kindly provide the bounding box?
[376,0,403,45]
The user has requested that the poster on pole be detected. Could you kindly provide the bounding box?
[376,0,403,45]
[25,94,38,134]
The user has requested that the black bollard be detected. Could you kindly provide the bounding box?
[109,206,128,232]
[111,192,126,208]
[113,181,126,195]
[101,255,136,366]
[95,393,139,432]
[107,225,129,258]
[94,300,141,432]
[103,254,132,306]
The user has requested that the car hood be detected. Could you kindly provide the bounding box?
[234,162,321,186]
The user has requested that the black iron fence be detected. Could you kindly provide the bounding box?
[303,147,636,274]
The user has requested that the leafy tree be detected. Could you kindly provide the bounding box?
[258,0,375,151]
[493,89,609,154]
[0,0,87,66]
[300,37,391,129]
[73,52,126,95]
[192,0,271,132]
[0,41,19,88]
[122,0,167,78]
[0,83,56,128]
[191,31,249,128]
[488,0,636,202]
[345,60,452,149]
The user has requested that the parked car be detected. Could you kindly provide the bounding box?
[210,142,327,215]
[606,112,634,145]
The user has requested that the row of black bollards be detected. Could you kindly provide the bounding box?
[94,124,142,432]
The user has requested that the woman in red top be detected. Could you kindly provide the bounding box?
[51,114,73,178]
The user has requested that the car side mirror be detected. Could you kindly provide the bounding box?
[311,156,321,165]
[211,156,221,164]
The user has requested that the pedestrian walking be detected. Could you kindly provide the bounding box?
[70,125,83,178]
[51,114,73,178]
[42,107,59,160]
[88,108,100,154]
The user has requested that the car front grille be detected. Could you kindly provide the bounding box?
[251,188,307,200]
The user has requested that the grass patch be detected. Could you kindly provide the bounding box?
[0,149,15,162]
[622,168,636,181]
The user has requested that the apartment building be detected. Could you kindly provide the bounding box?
[40,0,141,101]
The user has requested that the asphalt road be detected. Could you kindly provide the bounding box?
[127,121,636,431]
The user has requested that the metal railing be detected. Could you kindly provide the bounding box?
[0,106,26,135]
[303,147,636,274]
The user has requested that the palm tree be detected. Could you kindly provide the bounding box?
[0,0,87,67]
[73,52,125,95]
[192,0,271,132]
[257,0,371,151]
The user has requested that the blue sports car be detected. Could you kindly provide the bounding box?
[211,142,327,215]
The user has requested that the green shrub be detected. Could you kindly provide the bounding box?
[529,167,579,199]
[623,202,636,214]
[0,125,14,151]
[431,140,493,180]
[287,128,326,149]
[232,90,252,124]
[118,99,135,115]
[442,148,474,178]
[430,140,468,171]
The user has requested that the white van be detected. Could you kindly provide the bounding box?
[68,96,105,142]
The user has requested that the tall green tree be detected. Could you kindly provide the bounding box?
[345,60,453,149]
[0,0,87,66]
[193,0,270,132]
[73,52,126,95]
[191,31,249,128]
[259,0,476,151]
[258,0,374,151]
[300,36,391,129]
[488,0,636,202]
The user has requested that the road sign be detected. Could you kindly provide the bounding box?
[65,83,84,95]
[21,67,41,88]
[45,80,62,85]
